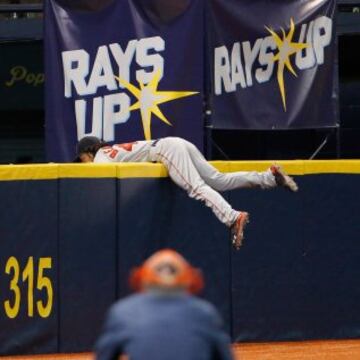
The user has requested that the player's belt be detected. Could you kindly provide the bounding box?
[151,139,160,147]
[150,139,160,163]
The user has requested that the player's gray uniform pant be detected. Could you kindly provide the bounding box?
[150,137,276,227]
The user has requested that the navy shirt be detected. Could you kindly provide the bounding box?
[95,291,233,360]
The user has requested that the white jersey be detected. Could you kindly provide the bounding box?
[93,136,278,228]
[94,141,153,163]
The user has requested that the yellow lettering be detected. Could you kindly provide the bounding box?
[3,256,53,319]
[34,73,45,86]
[4,257,21,319]
[36,258,53,318]
[22,257,34,317]
[5,66,27,87]
[5,66,44,87]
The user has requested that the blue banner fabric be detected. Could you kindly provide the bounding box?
[207,0,338,129]
[44,0,204,162]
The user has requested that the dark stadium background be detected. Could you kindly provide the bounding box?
[0,0,359,164]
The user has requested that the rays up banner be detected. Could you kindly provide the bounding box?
[207,0,338,129]
[44,0,203,162]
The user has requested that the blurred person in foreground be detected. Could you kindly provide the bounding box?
[94,249,234,360]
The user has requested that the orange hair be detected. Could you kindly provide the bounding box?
[130,249,204,295]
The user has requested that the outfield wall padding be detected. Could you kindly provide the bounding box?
[0,179,58,355]
[230,175,360,341]
[0,161,359,354]
[58,177,117,352]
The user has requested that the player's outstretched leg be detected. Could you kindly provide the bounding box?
[231,211,250,250]
[270,164,299,192]
[151,137,240,228]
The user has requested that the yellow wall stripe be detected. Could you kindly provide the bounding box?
[303,160,360,174]
[211,160,360,175]
[116,163,168,178]
[1,160,360,181]
[58,164,117,178]
[0,164,59,181]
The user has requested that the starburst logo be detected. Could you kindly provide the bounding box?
[266,18,308,111]
[115,71,198,140]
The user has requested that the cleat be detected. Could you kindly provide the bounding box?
[231,212,250,250]
[270,164,298,192]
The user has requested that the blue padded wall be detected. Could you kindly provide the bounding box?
[0,180,58,355]
[230,175,360,341]
[0,164,359,355]
[58,178,117,352]
[116,178,232,331]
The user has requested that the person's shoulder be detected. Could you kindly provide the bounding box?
[110,293,145,311]
[93,148,107,162]
[185,296,226,331]
[186,296,220,317]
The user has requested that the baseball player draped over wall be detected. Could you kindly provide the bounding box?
[74,136,298,249]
